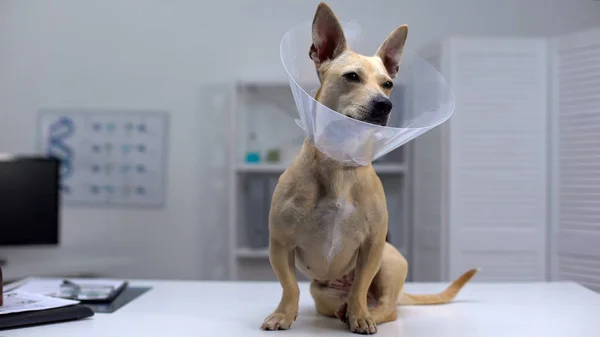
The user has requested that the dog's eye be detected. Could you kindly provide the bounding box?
[343,72,361,82]
[382,81,394,89]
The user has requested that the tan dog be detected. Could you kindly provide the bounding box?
[261,3,477,334]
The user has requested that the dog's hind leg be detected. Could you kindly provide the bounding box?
[368,243,408,324]
[310,281,347,318]
[332,243,408,326]
[310,278,379,321]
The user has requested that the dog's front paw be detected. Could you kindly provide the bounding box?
[260,311,297,331]
[339,303,377,335]
[347,312,377,335]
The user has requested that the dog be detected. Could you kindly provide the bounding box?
[261,3,478,334]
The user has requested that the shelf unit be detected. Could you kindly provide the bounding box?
[227,81,412,281]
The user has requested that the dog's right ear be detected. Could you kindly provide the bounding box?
[309,2,348,68]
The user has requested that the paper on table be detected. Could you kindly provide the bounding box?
[15,277,126,297]
[0,291,79,315]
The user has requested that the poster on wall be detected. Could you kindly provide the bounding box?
[37,109,169,207]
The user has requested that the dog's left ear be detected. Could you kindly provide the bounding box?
[375,25,408,78]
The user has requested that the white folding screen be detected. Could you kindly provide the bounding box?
[413,38,549,282]
[551,28,600,292]
[448,38,549,282]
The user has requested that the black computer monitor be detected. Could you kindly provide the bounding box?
[0,156,60,249]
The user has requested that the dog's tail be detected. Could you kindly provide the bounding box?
[397,268,479,305]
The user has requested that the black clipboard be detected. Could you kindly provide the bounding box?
[0,304,94,330]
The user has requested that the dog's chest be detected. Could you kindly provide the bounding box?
[296,196,364,270]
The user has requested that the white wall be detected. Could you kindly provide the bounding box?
[1,0,599,280]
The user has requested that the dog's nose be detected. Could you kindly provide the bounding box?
[371,96,392,117]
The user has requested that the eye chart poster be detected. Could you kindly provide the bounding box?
[38,109,169,207]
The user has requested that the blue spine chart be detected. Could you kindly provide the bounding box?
[46,117,76,194]
[38,110,168,207]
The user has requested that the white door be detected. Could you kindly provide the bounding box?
[552,28,600,292]
[448,38,549,281]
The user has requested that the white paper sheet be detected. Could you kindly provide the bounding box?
[0,291,79,315]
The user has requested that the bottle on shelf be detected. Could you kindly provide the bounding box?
[245,132,261,163]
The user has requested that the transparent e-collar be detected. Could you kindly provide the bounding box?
[280,21,455,166]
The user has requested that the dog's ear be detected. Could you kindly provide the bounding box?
[375,25,408,78]
[309,3,348,68]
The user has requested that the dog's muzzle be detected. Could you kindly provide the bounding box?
[364,96,392,126]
